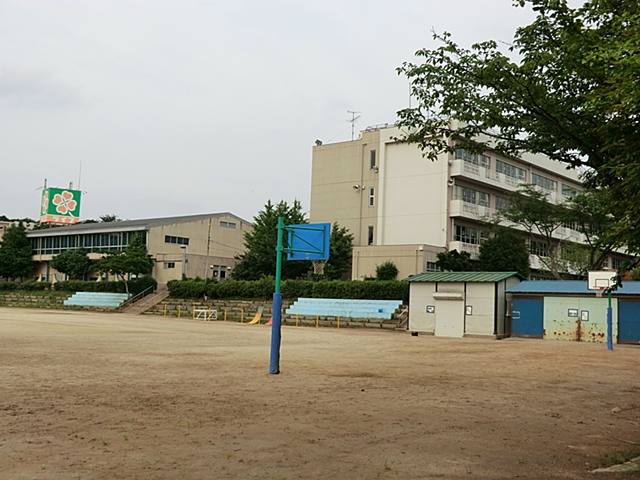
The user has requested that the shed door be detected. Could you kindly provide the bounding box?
[512,297,543,338]
[619,299,640,344]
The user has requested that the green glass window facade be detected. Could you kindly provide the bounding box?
[31,230,147,255]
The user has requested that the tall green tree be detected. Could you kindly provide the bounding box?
[397,0,640,251]
[0,223,35,281]
[323,223,354,280]
[50,248,92,280]
[232,200,310,281]
[95,235,154,294]
[501,185,566,278]
[499,186,624,278]
[479,229,530,278]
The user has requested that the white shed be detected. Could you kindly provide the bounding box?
[406,271,523,339]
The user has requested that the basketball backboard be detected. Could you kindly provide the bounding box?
[588,271,616,291]
[286,223,330,261]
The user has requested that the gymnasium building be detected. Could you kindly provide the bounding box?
[26,213,252,284]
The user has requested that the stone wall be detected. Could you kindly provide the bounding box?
[0,292,71,309]
[146,298,407,330]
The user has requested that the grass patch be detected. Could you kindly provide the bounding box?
[600,445,640,468]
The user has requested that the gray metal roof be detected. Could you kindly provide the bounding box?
[26,212,252,238]
[404,271,523,283]
[507,280,640,295]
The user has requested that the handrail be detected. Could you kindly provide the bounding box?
[120,286,155,309]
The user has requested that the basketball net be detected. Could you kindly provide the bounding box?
[595,288,604,298]
[312,260,326,275]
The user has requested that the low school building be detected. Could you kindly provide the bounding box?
[507,280,640,344]
[406,271,522,338]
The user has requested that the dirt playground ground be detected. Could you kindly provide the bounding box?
[1,308,639,480]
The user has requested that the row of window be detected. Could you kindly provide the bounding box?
[455,149,489,169]
[454,186,489,207]
[454,225,489,245]
[165,235,189,246]
[220,221,236,229]
[31,231,146,255]
[456,149,577,195]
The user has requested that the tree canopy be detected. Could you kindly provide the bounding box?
[0,223,34,281]
[95,235,154,294]
[232,200,310,281]
[478,228,530,278]
[322,223,354,280]
[397,0,640,250]
[436,250,474,272]
[50,248,92,280]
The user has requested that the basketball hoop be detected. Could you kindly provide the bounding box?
[595,288,604,298]
[311,260,326,275]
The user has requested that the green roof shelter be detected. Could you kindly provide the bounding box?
[404,272,523,338]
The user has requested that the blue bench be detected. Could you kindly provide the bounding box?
[64,292,130,308]
[286,298,403,320]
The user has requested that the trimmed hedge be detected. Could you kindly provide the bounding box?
[54,276,157,296]
[0,282,18,291]
[167,279,409,303]
[18,280,52,291]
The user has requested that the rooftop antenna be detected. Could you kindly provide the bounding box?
[347,110,361,141]
[36,178,47,191]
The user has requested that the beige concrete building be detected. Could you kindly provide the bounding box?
[27,213,252,284]
[310,122,595,280]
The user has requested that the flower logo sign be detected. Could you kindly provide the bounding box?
[53,190,78,215]
[39,187,82,225]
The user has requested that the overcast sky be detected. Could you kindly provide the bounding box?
[1,0,545,223]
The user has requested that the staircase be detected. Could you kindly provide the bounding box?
[121,287,170,315]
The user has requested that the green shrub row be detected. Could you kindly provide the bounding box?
[53,276,157,296]
[0,281,52,291]
[167,279,409,303]
[0,282,18,291]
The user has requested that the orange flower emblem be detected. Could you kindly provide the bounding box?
[52,190,78,215]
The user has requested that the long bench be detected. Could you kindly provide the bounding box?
[285,298,403,320]
[63,292,130,308]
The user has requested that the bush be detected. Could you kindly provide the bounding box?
[375,261,399,281]
[19,280,51,291]
[0,282,18,291]
[167,278,409,303]
[53,276,157,296]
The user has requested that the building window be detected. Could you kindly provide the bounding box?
[496,159,527,181]
[220,221,236,229]
[370,150,376,169]
[165,235,189,246]
[495,196,510,211]
[368,226,374,246]
[163,262,176,269]
[562,184,578,198]
[532,173,557,191]
[426,262,441,272]
[454,186,489,206]
[454,225,487,245]
[611,257,624,270]
[455,148,489,169]
[530,241,549,257]
[368,187,375,207]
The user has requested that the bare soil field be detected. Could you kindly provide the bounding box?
[1,308,639,480]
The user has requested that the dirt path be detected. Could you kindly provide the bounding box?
[1,308,639,479]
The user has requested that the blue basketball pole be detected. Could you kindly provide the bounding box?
[607,289,613,351]
[269,216,285,374]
